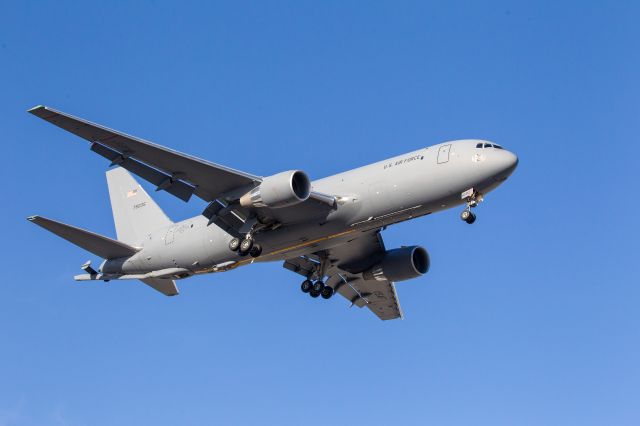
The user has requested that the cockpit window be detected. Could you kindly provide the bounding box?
[476,142,505,149]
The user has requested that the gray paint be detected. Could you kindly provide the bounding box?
[28,106,518,320]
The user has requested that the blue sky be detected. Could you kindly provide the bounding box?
[1,1,638,425]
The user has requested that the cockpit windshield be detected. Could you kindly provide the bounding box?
[476,142,504,149]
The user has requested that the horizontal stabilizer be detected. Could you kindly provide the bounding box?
[140,278,179,296]
[28,215,138,259]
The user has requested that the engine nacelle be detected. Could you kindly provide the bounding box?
[240,170,311,209]
[363,246,430,282]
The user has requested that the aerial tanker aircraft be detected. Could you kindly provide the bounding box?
[27,105,518,320]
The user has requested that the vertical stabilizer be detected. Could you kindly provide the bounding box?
[106,167,173,246]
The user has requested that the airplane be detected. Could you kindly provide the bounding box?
[27,105,518,320]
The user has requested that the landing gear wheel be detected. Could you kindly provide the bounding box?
[238,237,254,254]
[301,279,313,293]
[461,210,476,224]
[228,237,241,252]
[320,286,334,299]
[312,281,325,293]
[309,289,321,298]
[249,244,262,258]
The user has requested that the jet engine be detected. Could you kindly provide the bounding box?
[363,246,430,282]
[240,170,311,209]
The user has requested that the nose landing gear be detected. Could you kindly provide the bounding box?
[460,188,483,224]
[460,209,476,224]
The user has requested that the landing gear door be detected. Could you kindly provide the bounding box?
[437,144,451,164]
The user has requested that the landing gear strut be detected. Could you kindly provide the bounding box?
[460,188,482,225]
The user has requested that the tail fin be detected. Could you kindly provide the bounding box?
[106,167,173,246]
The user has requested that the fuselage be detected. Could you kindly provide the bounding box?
[102,139,518,277]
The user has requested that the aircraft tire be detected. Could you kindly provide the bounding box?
[301,280,313,293]
[465,212,477,224]
[320,286,334,299]
[249,244,262,258]
[309,289,321,298]
[229,237,241,251]
[239,237,254,254]
[312,281,325,293]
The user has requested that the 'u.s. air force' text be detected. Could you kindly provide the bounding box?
[383,154,424,170]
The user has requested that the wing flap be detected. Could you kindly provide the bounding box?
[92,143,195,202]
[337,276,403,320]
[27,215,138,259]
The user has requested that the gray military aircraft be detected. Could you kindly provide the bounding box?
[27,105,518,320]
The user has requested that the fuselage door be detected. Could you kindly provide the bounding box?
[165,227,175,245]
[437,144,451,164]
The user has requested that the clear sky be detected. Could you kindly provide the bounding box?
[1,1,637,425]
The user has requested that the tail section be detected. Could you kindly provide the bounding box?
[106,167,173,246]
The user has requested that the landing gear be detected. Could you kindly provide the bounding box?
[312,280,325,293]
[298,253,334,301]
[460,188,482,225]
[460,209,476,224]
[301,279,313,293]
[320,286,334,299]
[229,235,263,258]
[239,237,253,254]
[249,245,262,258]
[303,280,334,300]
[228,237,241,251]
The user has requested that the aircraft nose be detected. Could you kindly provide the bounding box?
[495,149,518,180]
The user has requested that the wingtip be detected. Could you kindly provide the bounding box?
[27,215,39,222]
[27,105,46,114]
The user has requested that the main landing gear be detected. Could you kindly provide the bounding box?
[228,236,262,258]
[300,279,334,299]
[460,188,483,225]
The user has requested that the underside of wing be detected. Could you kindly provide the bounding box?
[284,229,404,320]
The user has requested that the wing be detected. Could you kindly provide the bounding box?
[283,229,403,321]
[29,105,336,232]
[28,105,260,202]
